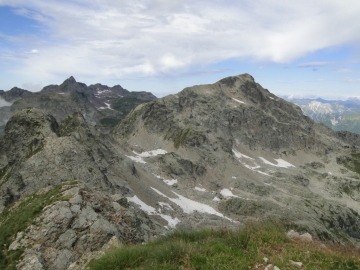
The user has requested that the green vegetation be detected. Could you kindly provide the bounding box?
[337,152,360,175]
[87,222,360,270]
[0,165,8,180]
[111,97,150,116]
[165,127,206,149]
[173,128,190,149]
[26,139,44,159]
[0,181,77,270]
[100,117,119,127]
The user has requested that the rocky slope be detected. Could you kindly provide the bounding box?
[0,87,31,102]
[2,74,360,269]
[0,77,156,134]
[112,74,360,241]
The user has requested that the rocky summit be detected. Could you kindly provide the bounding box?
[0,77,156,135]
[1,74,360,269]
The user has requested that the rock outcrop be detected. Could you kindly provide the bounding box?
[0,108,131,210]
[7,182,161,270]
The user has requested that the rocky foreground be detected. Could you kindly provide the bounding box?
[1,74,360,269]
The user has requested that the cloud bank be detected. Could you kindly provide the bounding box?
[0,97,12,107]
[1,0,360,86]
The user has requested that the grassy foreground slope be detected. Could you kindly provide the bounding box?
[88,222,360,270]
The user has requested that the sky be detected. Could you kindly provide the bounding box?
[1,0,360,99]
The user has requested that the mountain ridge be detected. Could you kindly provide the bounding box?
[284,96,360,135]
[0,76,157,134]
[2,74,360,268]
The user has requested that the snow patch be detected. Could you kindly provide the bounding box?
[126,155,146,164]
[256,170,271,176]
[259,157,295,168]
[195,187,206,192]
[151,187,234,222]
[127,195,179,228]
[213,197,221,201]
[153,174,177,186]
[134,149,167,157]
[95,88,111,95]
[160,215,180,228]
[164,179,178,185]
[220,188,253,201]
[98,102,113,110]
[127,149,168,163]
[127,195,156,214]
[158,202,174,210]
[232,98,246,104]
[232,149,254,160]
[220,188,239,198]
[233,149,271,175]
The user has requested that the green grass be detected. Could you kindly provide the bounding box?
[337,153,360,175]
[87,222,360,270]
[0,181,78,270]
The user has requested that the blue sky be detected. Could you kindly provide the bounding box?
[1,1,360,99]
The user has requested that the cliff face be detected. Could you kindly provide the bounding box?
[0,108,133,210]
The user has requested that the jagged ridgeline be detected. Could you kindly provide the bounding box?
[1,74,360,269]
[0,76,157,135]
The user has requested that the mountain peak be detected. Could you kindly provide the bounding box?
[217,73,255,89]
[64,76,76,84]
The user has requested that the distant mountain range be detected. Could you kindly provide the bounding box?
[0,76,156,134]
[282,96,360,134]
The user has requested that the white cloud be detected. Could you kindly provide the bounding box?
[0,97,12,107]
[22,82,42,91]
[333,69,354,73]
[298,62,337,68]
[1,0,360,87]
[342,77,360,83]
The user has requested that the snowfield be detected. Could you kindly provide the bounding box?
[259,157,295,168]
[126,149,168,163]
[127,195,180,228]
[151,187,235,222]
[232,98,246,104]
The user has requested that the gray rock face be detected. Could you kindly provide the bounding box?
[0,87,31,102]
[113,74,334,155]
[10,182,160,270]
[0,108,133,210]
[112,74,360,242]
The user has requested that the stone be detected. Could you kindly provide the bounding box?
[289,260,304,268]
